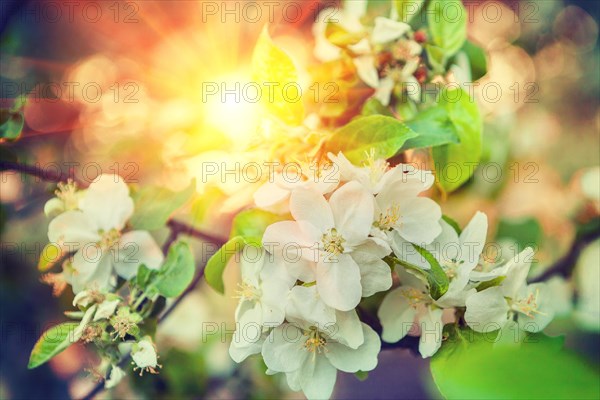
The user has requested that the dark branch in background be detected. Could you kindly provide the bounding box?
[529,225,600,283]
[166,219,226,249]
[0,160,85,186]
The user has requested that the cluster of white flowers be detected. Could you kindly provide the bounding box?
[313,3,427,106]
[44,174,164,294]
[228,152,555,399]
[42,175,164,383]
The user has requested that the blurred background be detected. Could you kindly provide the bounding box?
[1,0,598,398]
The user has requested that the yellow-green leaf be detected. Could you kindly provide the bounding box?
[432,88,482,194]
[38,242,62,272]
[205,236,249,294]
[28,323,78,369]
[252,26,305,125]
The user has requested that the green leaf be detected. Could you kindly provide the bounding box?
[136,264,159,292]
[431,325,599,399]
[28,323,78,369]
[412,245,449,300]
[129,179,195,230]
[38,242,62,272]
[403,106,460,150]
[252,26,305,125]
[230,209,289,246]
[475,276,505,292]
[153,241,195,298]
[355,370,369,381]
[441,215,462,235]
[496,217,542,249]
[0,104,25,141]
[361,98,393,117]
[432,87,482,193]
[461,40,487,80]
[205,236,249,294]
[327,115,418,164]
[427,0,467,57]
[425,44,446,72]
[395,0,425,23]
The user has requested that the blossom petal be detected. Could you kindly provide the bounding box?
[465,287,510,333]
[262,324,308,373]
[330,310,364,349]
[373,76,395,106]
[286,285,336,328]
[290,188,334,232]
[329,181,374,246]
[356,257,393,297]
[353,55,379,88]
[80,174,134,232]
[397,197,442,245]
[263,221,321,251]
[459,211,488,268]
[518,283,555,333]
[48,210,100,247]
[113,231,163,280]
[253,181,290,212]
[378,287,417,342]
[326,323,381,372]
[316,254,362,311]
[299,355,338,400]
[371,17,410,44]
[500,248,534,299]
[418,307,444,358]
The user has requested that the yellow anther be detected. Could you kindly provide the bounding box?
[322,228,345,255]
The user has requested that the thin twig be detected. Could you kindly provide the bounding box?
[0,160,84,186]
[529,226,600,283]
[166,219,226,248]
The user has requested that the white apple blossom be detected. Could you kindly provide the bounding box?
[72,289,121,321]
[373,166,441,245]
[371,17,411,45]
[285,285,367,350]
[131,338,161,375]
[262,182,388,311]
[312,3,366,62]
[47,175,163,293]
[328,151,415,194]
[44,180,86,218]
[392,212,488,307]
[229,247,296,362]
[465,248,555,333]
[262,319,380,400]
[377,268,445,358]
[253,163,339,214]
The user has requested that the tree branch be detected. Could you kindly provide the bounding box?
[529,225,600,283]
[0,160,84,186]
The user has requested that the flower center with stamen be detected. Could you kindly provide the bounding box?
[400,287,428,307]
[511,289,545,318]
[374,205,401,230]
[235,282,261,302]
[99,228,121,250]
[442,258,462,280]
[303,327,327,354]
[55,179,79,210]
[322,228,345,255]
[364,148,389,184]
